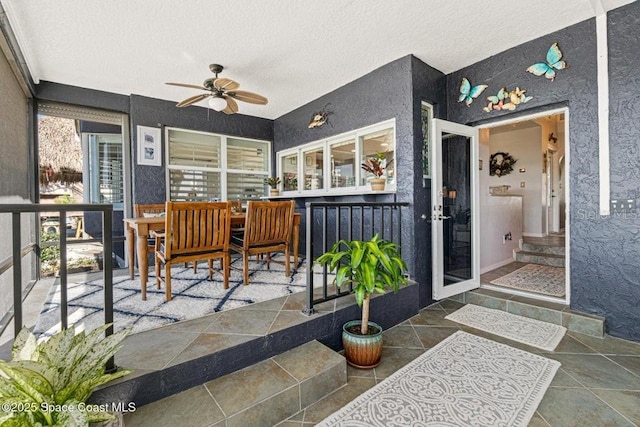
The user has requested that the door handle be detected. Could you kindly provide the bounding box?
[437,214,451,220]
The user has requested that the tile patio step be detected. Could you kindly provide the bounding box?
[123,340,346,427]
[521,241,566,255]
[450,289,605,338]
[515,250,565,267]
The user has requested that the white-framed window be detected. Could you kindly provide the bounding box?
[276,119,396,196]
[359,127,395,186]
[329,137,357,189]
[166,127,270,202]
[302,145,325,191]
[281,152,299,191]
[86,133,124,208]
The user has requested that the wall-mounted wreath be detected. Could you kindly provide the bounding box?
[489,152,517,177]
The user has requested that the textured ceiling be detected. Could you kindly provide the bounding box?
[1,0,635,119]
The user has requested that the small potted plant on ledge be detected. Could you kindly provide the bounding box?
[361,152,387,191]
[316,234,407,369]
[264,176,281,196]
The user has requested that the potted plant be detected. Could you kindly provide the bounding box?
[264,176,281,196]
[0,324,131,426]
[361,152,387,191]
[316,234,407,368]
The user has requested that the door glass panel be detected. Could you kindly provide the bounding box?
[441,132,473,286]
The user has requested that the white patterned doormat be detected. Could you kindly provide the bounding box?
[34,256,313,338]
[318,331,560,427]
[445,304,566,351]
[490,264,565,297]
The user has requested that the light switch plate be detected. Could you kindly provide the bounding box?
[611,199,636,213]
[520,182,525,188]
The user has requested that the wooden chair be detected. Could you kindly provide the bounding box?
[230,200,295,285]
[154,201,231,301]
[134,203,166,262]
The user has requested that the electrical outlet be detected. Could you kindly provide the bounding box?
[503,232,512,243]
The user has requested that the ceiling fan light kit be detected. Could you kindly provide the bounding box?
[166,64,268,115]
[208,96,227,112]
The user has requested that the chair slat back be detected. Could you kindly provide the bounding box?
[134,203,166,218]
[244,200,295,248]
[165,201,231,257]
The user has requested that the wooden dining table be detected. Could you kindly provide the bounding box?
[124,213,301,294]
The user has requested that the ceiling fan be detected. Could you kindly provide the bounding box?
[166,64,268,114]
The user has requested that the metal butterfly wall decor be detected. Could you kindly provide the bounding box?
[308,104,332,129]
[526,42,568,81]
[483,87,533,112]
[458,77,488,106]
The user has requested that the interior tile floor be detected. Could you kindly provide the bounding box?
[124,299,640,427]
[481,261,566,300]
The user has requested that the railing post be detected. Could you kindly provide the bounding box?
[59,211,68,330]
[12,212,22,337]
[103,208,115,372]
[303,203,314,315]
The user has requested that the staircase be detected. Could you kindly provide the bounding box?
[515,235,565,267]
[122,340,347,426]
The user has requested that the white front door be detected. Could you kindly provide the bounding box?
[431,119,480,300]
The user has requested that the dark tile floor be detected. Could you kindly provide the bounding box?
[124,299,640,427]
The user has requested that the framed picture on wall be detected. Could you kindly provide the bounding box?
[137,126,162,166]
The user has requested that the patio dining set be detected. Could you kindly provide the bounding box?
[124,200,300,301]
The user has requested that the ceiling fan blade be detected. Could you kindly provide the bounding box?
[213,78,240,91]
[228,90,268,105]
[166,82,208,90]
[222,96,239,114]
[176,93,210,107]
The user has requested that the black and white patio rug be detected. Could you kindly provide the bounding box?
[34,255,309,337]
[318,331,560,427]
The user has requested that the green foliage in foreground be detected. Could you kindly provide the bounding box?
[0,325,131,427]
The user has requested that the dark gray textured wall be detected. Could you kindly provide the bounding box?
[37,81,130,113]
[411,56,447,307]
[446,10,639,342]
[129,95,273,205]
[274,55,446,306]
[593,3,640,341]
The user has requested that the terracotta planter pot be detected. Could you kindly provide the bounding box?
[369,177,386,191]
[342,320,383,369]
[270,189,280,196]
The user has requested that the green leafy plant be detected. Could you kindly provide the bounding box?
[0,325,131,426]
[54,194,73,205]
[316,234,407,335]
[361,152,387,178]
[264,176,281,189]
[40,232,60,264]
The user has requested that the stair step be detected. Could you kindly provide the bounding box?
[515,250,565,267]
[521,241,565,255]
[455,289,605,338]
[123,340,347,426]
